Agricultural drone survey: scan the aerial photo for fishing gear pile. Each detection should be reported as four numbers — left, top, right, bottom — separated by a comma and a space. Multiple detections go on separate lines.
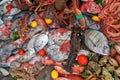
0, 0, 120, 80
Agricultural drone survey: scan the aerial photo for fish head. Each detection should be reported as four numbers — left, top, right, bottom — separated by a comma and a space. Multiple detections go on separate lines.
101, 45, 110, 55
88, 2, 101, 14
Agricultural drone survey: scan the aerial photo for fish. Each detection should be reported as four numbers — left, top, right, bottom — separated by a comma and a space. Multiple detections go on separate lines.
54, 66, 84, 80
1, 15, 13, 22
0, 1, 15, 16
0, 0, 12, 5
54, 63, 84, 75
84, 30, 110, 55
34, 33, 48, 52
6, 56, 16, 67
29, 56, 41, 65
28, 14, 36, 25
36, 17, 48, 30
0, 42, 17, 67
41, 57, 56, 66
80, 1, 101, 14
15, 34, 47, 63
0, 17, 4, 25
84, 15, 102, 30
0, 26, 10, 38
60, 41, 71, 52
72, 65, 84, 74
0, 68, 9, 76
78, 49, 90, 56
40, 57, 63, 66
12, 11, 33, 22
51, 28, 69, 36
47, 44, 69, 62
20, 62, 33, 69
0, 1, 9, 15
0, 42, 17, 57
5, 8, 21, 16
54, 66, 70, 75
21, 33, 48, 62
50, 28, 71, 45
28, 25, 44, 37
14, 37, 27, 46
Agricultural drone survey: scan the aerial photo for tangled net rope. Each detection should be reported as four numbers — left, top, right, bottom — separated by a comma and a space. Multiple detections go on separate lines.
99, 0, 120, 43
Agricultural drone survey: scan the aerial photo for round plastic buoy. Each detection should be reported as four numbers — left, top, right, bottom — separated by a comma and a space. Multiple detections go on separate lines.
51, 70, 59, 79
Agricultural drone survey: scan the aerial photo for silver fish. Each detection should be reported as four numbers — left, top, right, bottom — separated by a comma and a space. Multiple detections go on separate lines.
0, 41, 17, 67
0, 42, 17, 56
0, 1, 13, 15
84, 30, 110, 55
0, 2, 7, 15
28, 14, 36, 25
27, 36, 36, 54
5, 8, 21, 16
49, 29, 71, 46
0, 68, 9, 76
9, 34, 48, 63
0, 17, 3, 25
0, 0, 12, 5
34, 33, 48, 52
84, 16, 101, 30
12, 11, 33, 21
47, 44, 69, 62
26, 33, 48, 58
28, 25, 44, 37
78, 49, 90, 56
1, 15, 13, 22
